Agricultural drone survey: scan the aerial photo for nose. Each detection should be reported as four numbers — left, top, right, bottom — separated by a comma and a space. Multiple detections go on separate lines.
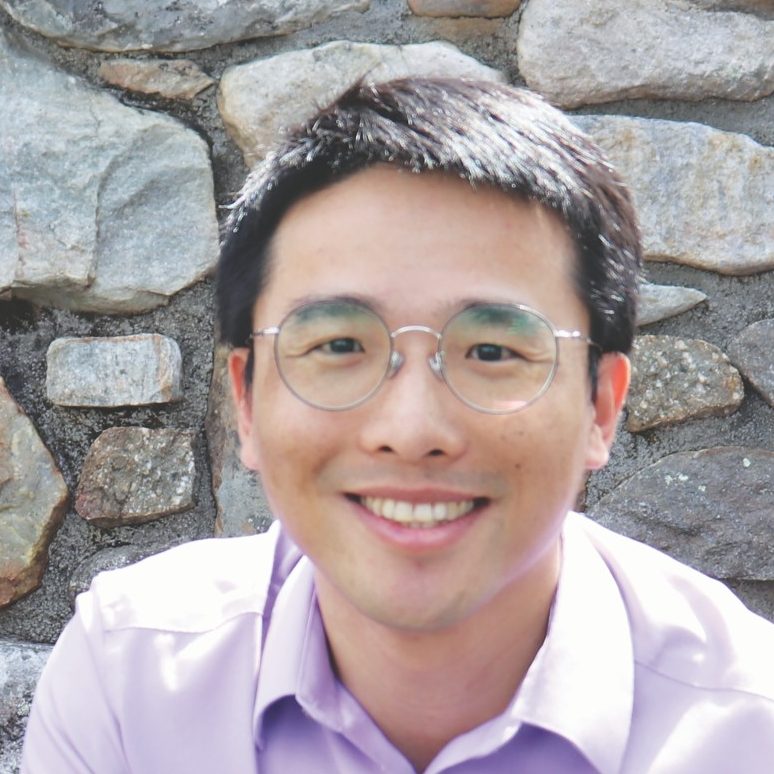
357, 337, 467, 463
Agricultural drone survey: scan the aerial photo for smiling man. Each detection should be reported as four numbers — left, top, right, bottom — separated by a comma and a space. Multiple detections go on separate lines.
23, 79, 774, 773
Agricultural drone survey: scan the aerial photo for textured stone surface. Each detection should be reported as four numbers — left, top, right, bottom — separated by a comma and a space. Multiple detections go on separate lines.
408, 0, 520, 16
0, 639, 52, 771
627, 335, 744, 432
218, 40, 504, 166
75, 427, 196, 528
727, 319, 774, 406
574, 116, 774, 275
517, 0, 774, 108
0, 28, 218, 313
0, 0, 369, 53
46, 335, 183, 408
638, 282, 707, 326
99, 58, 215, 100
206, 346, 273, 537
591, 447, 774, 580
0, 379, 68, 609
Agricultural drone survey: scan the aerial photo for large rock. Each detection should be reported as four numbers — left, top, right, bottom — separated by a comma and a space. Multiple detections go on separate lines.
0, 639, 52, 772
627, 335, 744, 431
0, 379, 68, 608
75, 428, 196, 528
637, 282, 707, 326
0, 28, 218, 313
517, 0, 774, 108
218, 40, 504, 166
98, 59, 215, 100
574, 116, 774, 275
408, 0, 520, 16
591, 447, 774, 580
0, 0, 369, 53
727, 319, 774, 407
46, 335, 183, 408
206, 346, 274, 537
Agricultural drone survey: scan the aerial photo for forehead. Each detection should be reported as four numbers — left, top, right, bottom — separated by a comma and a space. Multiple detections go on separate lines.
258, 166, 583, 326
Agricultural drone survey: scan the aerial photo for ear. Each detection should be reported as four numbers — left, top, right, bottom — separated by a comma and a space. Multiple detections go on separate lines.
585, 352, 630, 471
228, 348, 261, 472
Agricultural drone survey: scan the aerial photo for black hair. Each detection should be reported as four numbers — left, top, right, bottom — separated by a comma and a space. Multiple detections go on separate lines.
218, 77, 641, 387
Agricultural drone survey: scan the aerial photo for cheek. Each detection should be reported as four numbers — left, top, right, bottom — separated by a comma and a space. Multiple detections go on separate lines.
497, 403, 591, 476
250, 396, 345, 482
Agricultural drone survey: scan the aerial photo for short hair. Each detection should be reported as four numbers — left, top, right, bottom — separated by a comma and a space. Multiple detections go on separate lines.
218, 77, 642, 372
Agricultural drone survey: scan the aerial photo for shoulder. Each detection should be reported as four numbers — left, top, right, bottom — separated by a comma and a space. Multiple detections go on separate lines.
571, 513, 774, 702
24, 523, 308, 771
88, 520, 303, 634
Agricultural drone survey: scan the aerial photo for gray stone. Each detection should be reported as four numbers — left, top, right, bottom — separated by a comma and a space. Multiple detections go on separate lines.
75, 427, 196, 527
0, 28, 219, 313
517, 0, 774, 108
408, 0, 520, 16
0, 0, 369, 53
627, 335, 744, 432
46, 335, 183, 408
591, 447, 774, 580
206, 346, 274, 537
0, 379, 68, 609
638, 282, 707, 326
0, 639, 52, 772
574, 116, 774, 275
99, 58, 215, 100
218, 40, 504, 166
727, 319, 774, 407
0, 155, 16, 298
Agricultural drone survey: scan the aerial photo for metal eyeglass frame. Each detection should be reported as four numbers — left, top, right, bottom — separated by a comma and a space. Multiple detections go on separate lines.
251, 301, 599, 414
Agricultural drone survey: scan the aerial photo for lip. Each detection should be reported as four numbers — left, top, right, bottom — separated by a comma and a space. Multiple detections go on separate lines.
345, 490, 488, 553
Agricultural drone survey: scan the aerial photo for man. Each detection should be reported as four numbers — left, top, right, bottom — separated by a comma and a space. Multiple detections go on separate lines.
23, 78, 774, 773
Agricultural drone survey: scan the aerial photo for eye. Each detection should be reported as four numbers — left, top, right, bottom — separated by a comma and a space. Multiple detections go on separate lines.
467, 343, 520, 361
318, 337, 364, 354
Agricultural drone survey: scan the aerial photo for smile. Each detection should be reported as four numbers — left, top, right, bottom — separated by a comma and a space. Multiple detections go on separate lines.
357, 496, 482, 528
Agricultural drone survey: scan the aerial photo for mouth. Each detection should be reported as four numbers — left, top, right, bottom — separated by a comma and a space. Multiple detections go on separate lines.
348, 494, 488, 528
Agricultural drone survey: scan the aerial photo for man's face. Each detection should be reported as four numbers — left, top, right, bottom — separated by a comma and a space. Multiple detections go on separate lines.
231, 166, 626, 634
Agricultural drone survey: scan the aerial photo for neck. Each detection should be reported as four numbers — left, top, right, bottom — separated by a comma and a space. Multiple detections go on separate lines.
315, 547, 560, 772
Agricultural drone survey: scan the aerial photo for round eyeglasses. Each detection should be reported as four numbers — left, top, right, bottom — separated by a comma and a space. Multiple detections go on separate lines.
250, 299, 598, 414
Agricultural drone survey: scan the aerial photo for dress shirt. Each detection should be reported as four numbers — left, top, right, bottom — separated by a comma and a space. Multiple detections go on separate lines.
22, 513, 774, 773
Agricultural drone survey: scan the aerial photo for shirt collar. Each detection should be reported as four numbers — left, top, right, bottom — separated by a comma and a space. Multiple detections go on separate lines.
426, 512, 634, 774
512, 512, 635, 773
253, 513, 635, 772
253, 555, 393, 757
253, 552, 319, 747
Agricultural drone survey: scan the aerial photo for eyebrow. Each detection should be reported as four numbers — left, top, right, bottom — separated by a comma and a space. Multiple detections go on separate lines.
283, 293, 384, 318
281, 294, 538, 321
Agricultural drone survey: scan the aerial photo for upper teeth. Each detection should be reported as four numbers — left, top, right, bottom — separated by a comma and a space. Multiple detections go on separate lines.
361, 496, 475, 526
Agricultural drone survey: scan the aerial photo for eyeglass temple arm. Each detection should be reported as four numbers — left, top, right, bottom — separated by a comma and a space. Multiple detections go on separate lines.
250, 327, 280, 339
555, 330, 599, 348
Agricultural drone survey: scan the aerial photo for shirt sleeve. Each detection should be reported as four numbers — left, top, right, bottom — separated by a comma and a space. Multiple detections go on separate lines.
21, 591, 127, 774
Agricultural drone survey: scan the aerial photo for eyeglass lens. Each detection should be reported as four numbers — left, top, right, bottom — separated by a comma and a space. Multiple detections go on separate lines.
274, 300, 559, 412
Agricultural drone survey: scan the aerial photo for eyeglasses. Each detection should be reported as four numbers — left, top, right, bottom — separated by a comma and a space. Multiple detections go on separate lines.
251, 299, 597, 414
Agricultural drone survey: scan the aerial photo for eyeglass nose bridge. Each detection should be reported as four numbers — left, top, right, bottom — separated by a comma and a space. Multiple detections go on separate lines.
386, 325, 444, 381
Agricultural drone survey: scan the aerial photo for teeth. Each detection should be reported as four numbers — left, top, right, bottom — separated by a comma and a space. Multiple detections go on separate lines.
361, 496, 476, 527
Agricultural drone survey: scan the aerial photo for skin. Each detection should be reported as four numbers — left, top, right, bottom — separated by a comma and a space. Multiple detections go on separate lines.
230, 166, 630, 771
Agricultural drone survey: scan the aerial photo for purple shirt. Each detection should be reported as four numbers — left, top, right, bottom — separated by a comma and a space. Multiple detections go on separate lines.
22, 513, 774, 773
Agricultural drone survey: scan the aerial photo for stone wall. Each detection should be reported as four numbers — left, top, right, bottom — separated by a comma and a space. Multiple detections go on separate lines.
0, 0, 772, 768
